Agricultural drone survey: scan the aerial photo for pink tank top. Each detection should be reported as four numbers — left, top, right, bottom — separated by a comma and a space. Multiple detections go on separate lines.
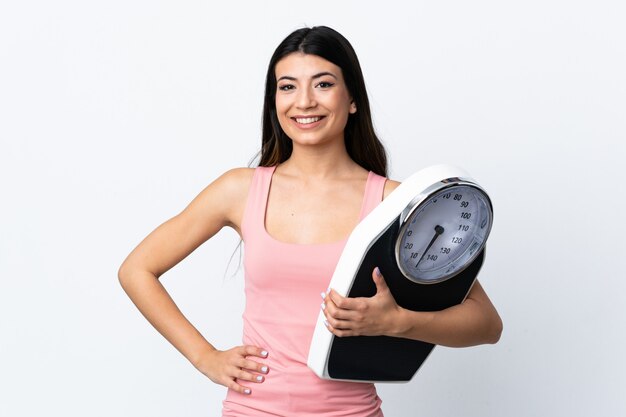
222, 166, 387, 417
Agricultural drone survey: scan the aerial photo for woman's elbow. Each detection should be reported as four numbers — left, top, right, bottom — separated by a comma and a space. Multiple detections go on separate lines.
117, 261, 136, 288
487, 314, 503, 344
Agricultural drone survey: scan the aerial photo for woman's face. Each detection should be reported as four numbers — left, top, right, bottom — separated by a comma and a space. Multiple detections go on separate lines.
274, 53, 356, 148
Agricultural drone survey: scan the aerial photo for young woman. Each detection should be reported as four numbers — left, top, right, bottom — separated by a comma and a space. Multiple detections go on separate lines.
118, 26, 502, 417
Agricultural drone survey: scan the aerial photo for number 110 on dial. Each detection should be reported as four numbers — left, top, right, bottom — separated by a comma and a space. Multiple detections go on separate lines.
395, 183, 493, 284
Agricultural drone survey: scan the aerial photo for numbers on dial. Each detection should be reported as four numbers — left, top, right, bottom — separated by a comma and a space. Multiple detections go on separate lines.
397, 184, 492, 283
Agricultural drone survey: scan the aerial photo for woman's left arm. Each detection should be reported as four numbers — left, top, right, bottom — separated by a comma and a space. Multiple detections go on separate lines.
322, 267, 503, 347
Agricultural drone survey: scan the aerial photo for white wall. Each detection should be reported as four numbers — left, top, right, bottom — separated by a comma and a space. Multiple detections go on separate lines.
1, 1, 624, 416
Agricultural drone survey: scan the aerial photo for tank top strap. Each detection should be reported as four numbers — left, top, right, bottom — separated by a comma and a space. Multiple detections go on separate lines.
241, 165, 276, 241
358, 171, 388, 221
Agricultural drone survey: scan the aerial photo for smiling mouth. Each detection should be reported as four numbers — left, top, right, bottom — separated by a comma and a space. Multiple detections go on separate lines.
292, 116, 324, 124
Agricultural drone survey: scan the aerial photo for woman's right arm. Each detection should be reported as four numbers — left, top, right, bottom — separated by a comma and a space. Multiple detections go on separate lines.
117, 167, 269, 395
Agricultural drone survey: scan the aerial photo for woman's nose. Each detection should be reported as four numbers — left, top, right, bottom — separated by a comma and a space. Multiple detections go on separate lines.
296, 86, 316, 109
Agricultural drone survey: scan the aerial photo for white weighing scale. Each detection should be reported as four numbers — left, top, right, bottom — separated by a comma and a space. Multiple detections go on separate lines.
307, 164, 493, 382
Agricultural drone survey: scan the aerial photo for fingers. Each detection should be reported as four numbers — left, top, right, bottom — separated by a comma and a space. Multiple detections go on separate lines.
208, 346, 270, 396
234, 367, 266, 386
235, 345, 270, 381
321, 267, 391, 338
237, 355, 270, 379
324, 291, 364, 321
323, 319, 357, 338
322, 291, 364, 337
226, 378, 253, 396
240, 345, 269, 359
321, 298, 362, 337
325, 289, 361, 311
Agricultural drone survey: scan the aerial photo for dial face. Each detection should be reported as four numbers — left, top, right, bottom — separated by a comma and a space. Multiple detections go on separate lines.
396, 183, 492, 284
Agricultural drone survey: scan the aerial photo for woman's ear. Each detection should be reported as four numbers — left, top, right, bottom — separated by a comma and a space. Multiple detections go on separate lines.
349, 100, 357, 114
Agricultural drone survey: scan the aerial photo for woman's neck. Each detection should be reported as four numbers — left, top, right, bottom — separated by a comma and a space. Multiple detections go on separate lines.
279, 141, 363, 180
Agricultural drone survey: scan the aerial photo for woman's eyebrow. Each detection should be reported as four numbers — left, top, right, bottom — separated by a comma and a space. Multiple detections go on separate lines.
312, 71, 337, 80
277, 72, 338, 82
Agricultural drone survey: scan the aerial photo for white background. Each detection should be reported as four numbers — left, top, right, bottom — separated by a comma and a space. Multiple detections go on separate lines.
1, 1, 624, 416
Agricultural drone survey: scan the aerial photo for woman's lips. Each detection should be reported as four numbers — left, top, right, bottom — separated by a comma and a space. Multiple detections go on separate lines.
291, 115, 325, 128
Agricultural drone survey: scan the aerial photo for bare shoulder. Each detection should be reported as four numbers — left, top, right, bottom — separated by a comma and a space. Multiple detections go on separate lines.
383, 179, 401, 199
198, 167, 255, 231
212, 167, 255, 197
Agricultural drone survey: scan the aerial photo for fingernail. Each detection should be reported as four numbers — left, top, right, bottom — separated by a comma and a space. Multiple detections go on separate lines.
321, 302, 326, 310
320, 291, 326, 300
261, 366, 268, 373
375, 267, 382, 277
324, 319, 329, 327
256, 375, 264, 382
261, 350, 268, 357
326, 287, 331, 294
244, 388, 251, 395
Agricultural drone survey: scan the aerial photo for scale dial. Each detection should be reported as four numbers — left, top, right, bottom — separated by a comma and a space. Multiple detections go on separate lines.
396, 181, 493, 284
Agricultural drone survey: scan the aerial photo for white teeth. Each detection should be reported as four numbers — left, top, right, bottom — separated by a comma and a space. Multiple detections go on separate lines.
295, 116, 321, 124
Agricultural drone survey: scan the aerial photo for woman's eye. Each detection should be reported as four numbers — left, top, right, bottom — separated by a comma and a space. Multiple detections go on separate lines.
317, 82, 334, 88
278, 84, 294, 91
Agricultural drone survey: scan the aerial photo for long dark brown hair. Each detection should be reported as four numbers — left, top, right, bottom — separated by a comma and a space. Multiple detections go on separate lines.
257, 26, 388, 177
